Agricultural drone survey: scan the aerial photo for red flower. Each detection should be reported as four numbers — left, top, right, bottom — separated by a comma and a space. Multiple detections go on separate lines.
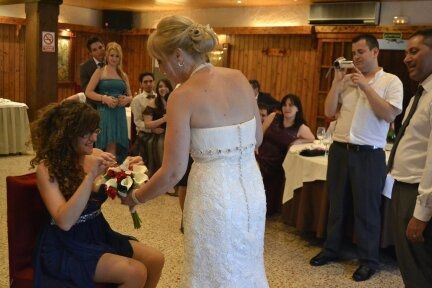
107, 186, 117, 199
106, 169, 116, 178
116, 171, 127, 182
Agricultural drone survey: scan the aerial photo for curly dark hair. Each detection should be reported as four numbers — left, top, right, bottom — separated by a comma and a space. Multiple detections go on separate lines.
30, 101, 100, 199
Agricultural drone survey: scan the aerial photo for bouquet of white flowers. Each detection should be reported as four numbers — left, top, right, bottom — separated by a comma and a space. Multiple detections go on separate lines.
100, 161, 148, 228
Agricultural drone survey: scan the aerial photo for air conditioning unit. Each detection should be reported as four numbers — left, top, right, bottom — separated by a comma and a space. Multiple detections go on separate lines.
309, 1, 381, 25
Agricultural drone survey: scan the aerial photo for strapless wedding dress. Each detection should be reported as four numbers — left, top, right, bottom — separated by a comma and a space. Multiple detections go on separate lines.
181, 118, 269, 288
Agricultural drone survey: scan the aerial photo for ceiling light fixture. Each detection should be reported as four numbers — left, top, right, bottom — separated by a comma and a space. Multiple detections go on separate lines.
237, 0, 242, 4
393, 16, 408, 25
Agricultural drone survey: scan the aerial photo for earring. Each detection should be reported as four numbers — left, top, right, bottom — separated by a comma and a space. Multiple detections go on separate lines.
178, 62, 184, 67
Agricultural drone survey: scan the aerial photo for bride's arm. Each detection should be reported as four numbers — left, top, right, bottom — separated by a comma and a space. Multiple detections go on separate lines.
127, 90, 191, 204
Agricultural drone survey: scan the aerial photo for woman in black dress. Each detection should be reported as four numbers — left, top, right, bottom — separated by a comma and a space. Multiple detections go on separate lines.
257, 94, 315, 216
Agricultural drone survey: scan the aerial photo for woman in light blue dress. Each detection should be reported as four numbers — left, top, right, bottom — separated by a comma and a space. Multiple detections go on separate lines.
86, 42, 132, 163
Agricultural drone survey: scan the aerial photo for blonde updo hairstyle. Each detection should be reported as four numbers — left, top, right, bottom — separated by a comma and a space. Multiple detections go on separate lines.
147, 15, 218, 62
105, 41, 127, 81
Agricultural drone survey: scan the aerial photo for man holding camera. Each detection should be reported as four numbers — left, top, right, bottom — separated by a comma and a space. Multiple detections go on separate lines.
310, 34, 403, 281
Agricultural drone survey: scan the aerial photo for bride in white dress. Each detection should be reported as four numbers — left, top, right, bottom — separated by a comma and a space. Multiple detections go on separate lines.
123, 15, 269, 287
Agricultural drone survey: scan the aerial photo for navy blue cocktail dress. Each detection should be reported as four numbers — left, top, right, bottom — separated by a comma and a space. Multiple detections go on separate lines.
33, 186, 135, 287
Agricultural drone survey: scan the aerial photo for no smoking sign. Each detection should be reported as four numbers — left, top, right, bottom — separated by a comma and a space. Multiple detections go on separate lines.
42, 31, 55, 52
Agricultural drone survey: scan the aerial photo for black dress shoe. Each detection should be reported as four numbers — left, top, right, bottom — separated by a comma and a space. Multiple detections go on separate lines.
309, 252, 338, 266
352, 265, 375, 282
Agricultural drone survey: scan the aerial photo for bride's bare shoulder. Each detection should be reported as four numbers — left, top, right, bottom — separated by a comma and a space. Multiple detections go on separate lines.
217, 67, 244, 78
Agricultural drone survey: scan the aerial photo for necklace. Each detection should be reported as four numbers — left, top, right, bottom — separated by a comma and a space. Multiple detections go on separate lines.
190, 62, 212, 77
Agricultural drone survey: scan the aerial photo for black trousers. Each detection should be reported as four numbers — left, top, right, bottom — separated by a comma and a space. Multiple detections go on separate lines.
323, 142, 386, 269
392, 181, 432, 288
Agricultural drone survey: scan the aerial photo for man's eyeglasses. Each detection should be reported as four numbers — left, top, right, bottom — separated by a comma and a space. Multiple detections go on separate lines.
82, 128, 101, 138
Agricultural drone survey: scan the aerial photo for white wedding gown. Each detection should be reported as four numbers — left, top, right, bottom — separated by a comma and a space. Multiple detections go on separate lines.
181, 117, 269, 288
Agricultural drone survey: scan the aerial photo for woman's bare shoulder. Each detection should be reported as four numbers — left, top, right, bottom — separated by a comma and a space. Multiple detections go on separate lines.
35, 161, 57, 184
36, 161, 48, 174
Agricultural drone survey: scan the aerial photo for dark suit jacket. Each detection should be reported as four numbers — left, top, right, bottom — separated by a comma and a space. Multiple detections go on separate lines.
79, 58, 99, 108
258, 92, 280, 112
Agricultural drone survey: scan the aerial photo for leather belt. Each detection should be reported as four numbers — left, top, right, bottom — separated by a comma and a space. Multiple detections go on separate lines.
333, 141, 380, 152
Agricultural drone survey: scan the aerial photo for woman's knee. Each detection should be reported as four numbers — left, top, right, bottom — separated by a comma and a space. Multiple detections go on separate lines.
125, 259, 148, 284
149, 250, 165, 271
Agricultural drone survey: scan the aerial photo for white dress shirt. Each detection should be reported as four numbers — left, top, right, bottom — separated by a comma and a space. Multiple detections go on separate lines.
130, 90, 155, 133
391, 73, 432, 222
332, 69, 403, 148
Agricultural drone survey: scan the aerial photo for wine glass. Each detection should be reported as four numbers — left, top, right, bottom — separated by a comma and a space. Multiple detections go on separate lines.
322, 130, 333, 156
317, 127, 326, 145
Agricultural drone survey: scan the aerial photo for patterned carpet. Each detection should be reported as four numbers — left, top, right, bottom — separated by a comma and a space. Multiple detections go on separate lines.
0, 154, 404, 287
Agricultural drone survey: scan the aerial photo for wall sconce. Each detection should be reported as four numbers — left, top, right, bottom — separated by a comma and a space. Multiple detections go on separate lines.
218, 34, 227, 44
59, 29, 74, 37
393, 16, 409, 25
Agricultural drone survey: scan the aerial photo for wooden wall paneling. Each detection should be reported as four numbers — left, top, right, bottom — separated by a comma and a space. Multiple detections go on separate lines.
249, 34, 258, 78
287, 36, 296, 96
134, 35, 142, 92
227, 35, 234, 68
18, 25, 25, 103
264, 35, 272, 95
74, 32, 89, 87
302, 37, 313, 125
215, 26, 312, 36
140, 35, 150, 89
0, 25, 4, 99
260, 35, 270, 94
12, 24, 18, 101
295, 36, 305, 100
238, 34, 246, 80
230, 34, 237, 69
57, 83, 75, 100
128, 36, 141, 91
249, 35, 259, 83
3, 25, 11, 101
242, 35, 250, 77
130, 34, 140, 94
279, 35, 288, 100
10, 24, 16, 102
272, 35, 282, 99
309, 37, 320, 132
303, 37, 314, 125
121, 34, 152, 95
267, 36, 276, 97
274, 36, 283, 100
121, 34, 132, 93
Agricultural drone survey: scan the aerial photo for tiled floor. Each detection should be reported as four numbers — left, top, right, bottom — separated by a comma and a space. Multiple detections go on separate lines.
0, 154, 404, 287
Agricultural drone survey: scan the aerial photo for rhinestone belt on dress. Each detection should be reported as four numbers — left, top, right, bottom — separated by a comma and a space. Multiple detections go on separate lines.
50, 209, 102, 226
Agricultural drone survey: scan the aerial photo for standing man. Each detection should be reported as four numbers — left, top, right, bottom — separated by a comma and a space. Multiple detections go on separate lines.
80, 36, 106, 108
389, 29, 432, 287
309, 34, 403, 281
249, 79, 280, 112
130, 72, 156, 135
130, 72, 161, 161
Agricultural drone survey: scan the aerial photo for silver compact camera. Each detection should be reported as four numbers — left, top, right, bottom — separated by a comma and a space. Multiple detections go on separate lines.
333, 57, 354, 69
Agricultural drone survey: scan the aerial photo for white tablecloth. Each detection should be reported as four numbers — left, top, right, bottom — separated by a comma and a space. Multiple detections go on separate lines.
282, 144, 327, 203
0, 101, 31, 154
282, 143, 394, 203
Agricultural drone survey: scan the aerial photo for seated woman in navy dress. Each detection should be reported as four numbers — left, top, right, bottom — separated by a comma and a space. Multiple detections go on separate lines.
86, 42, 132, 163
30, 101, 164, 287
